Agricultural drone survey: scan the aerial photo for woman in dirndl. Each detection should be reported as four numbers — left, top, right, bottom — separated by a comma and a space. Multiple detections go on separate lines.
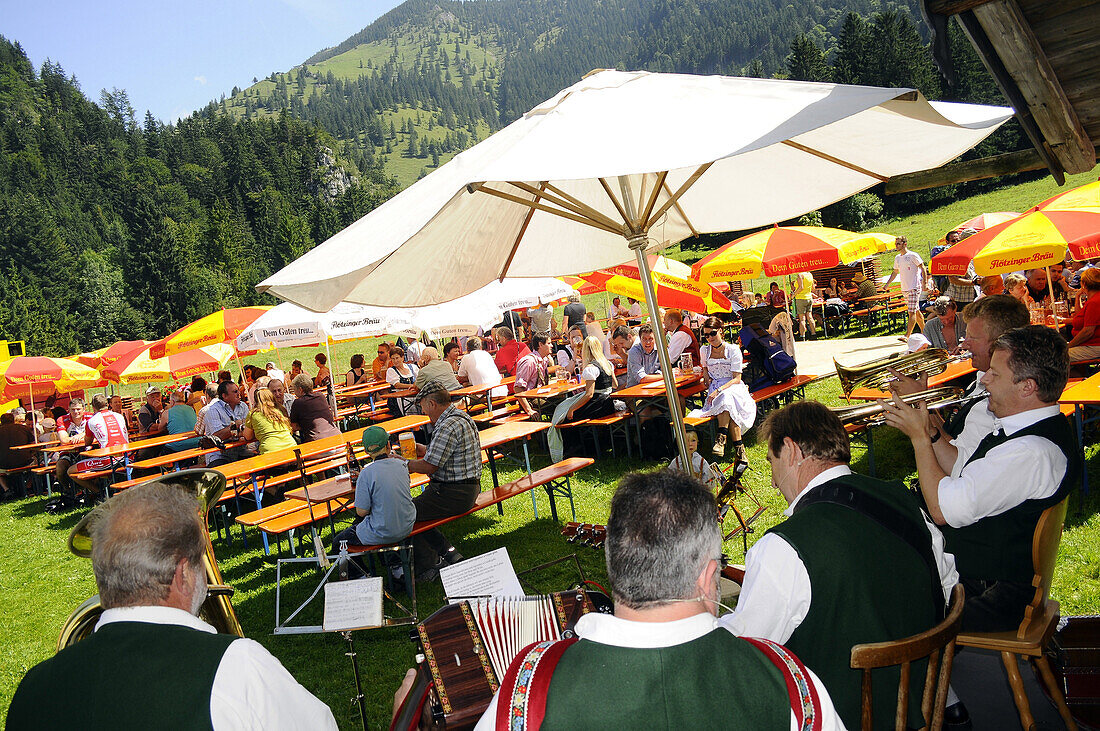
692, 316, 756, 463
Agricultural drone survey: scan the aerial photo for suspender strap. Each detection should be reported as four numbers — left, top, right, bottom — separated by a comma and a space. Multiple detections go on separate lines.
496, 637, 578, 730
796, 483, 946, 622
743, 637, 824, 731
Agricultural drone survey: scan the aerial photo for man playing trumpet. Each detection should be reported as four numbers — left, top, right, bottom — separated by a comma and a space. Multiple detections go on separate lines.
882, 325, 1079, 632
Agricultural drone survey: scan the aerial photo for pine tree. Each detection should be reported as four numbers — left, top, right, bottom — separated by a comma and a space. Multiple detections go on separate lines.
832, 13, 869, 85
787, 34, 829, 82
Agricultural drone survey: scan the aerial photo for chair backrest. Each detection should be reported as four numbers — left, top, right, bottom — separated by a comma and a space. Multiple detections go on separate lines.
850, 583, 965, 731
1018, 497, 1069, 639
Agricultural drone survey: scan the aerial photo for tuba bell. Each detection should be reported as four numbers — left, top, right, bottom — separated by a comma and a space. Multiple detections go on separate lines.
57, 469, 244, 649
834, 348, 967, 398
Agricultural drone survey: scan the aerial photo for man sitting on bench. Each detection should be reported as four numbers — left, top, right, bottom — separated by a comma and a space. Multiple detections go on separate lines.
405, 382, 481, 581
332, 426, 415, 585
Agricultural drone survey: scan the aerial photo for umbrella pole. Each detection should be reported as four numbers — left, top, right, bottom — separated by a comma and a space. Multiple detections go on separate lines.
274, 343, 284, 371
630, 237, 695, 477
233, 347, 246, 384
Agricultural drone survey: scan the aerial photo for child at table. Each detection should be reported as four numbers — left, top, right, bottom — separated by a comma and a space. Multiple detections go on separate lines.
667, 427, 721, 492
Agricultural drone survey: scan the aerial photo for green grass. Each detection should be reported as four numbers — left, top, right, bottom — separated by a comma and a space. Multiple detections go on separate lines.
7, 170, 1100, 727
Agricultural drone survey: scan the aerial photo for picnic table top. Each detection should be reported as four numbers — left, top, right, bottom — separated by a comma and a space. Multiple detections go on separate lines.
477, 420, 550, 450
615, 374, 702, 399
82, 431, 196, 459
1059, 371, 1100, 406
213, 414, 429, 482
513, 381, 585, 399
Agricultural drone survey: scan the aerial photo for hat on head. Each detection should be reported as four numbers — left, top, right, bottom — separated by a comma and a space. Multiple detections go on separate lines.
907, 334, 932, 353
415, 380, 450, 404
145, 385, 161, 395
361, 425, 389, 457
852, 272, 868, 283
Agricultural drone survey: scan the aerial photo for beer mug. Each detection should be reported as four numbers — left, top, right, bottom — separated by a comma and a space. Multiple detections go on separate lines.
398, 431, 417, 460
680, 353, 692, 372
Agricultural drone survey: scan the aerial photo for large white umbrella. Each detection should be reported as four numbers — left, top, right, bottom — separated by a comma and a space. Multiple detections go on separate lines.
259, 69, 1011, 469
237, 278, 573, 350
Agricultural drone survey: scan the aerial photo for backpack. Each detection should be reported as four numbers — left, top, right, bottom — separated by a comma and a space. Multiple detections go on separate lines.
739, 324, 797, 391
639, 414, 678, 460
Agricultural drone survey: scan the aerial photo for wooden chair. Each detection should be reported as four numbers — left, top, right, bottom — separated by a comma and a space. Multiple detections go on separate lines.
850, 583, 965, 731
954, 497, 1078, 731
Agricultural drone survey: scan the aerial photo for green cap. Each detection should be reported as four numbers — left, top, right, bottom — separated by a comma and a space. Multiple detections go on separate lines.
361, 426, 389, 457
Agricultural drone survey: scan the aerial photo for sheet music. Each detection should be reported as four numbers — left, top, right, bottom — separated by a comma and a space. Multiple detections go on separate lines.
322, 576, 383, 632
441, 547, 523, 603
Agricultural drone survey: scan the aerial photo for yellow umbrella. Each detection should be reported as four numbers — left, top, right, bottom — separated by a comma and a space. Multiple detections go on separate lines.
691, 226, 895, 282
150, 307, 271, 359
102, 343, 236, 385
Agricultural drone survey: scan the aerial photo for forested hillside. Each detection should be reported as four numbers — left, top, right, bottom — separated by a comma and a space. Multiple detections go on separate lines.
212, 0, 992, 188
0, 37, 399, 356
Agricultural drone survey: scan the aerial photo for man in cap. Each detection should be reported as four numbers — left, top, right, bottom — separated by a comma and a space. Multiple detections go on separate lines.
405, 382, 481, 581
8, 481, 337, 729
922, 296, 966, 353
332, 426, 416, 583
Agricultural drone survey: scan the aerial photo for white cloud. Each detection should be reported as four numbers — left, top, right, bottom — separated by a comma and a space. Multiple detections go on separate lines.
194, 75, 207, 85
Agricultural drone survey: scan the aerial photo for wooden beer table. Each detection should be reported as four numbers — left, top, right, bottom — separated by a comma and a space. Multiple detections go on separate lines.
615, 373, 703, 447
1058, 373, 1100, 496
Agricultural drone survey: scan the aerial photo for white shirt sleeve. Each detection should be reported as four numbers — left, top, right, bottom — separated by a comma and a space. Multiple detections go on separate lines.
667, 330, 692, 361
718, 533, 811, 644
581, 363, 600, 382
211, 638, 338, 730
937, 435, 1067, 528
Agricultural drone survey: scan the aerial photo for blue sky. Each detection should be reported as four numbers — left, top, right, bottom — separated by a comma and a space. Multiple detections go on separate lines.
3, 0, 403, 123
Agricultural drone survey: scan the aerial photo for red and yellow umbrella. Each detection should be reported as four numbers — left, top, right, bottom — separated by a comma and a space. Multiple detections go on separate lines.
691, 226, 895, 282
150, 307, 270, 359
932, 180, 1100, 275
0, 356, 105, 400
98, 339, 154, 366
580, 255, 731, 313
557, 276, 603, 296
102, 343, 236, 385
936, 211, 1020, 245
69, 347, 108, 370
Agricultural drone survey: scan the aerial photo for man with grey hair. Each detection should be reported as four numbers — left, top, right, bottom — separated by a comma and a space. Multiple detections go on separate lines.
491, 325, 530, 377
472, 470, 841, 729
415, 346, 461, 391
7, 481, 337, 729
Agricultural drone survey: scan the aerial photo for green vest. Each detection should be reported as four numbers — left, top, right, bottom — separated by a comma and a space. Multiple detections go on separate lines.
7, 621, 235, 730
769, 474, 940, 731
946, 412, 1078, 584
537, 630, 792, 730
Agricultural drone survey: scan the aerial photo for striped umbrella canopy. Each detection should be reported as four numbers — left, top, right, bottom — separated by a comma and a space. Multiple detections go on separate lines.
0, 356, 105, 400
150, 307, 271, 359
936, 211, 1020, 245
557, 275, 603, 296
70, 347, 108, 369
102, 343, 236, 385
97, 339, 154, 366
580, 255, 731, 313
932, 180, 1100, 275
691, 226, 895, 282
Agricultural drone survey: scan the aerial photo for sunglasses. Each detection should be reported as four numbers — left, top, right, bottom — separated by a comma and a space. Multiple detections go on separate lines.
702, 330, 720, 337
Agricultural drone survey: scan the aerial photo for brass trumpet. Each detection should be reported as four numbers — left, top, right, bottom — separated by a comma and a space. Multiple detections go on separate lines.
831, 387, 984, 427
57, 469, 244, 649
835, 348, 969, 397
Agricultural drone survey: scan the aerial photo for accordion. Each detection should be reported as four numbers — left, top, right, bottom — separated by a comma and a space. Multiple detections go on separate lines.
414, 591, 595, 729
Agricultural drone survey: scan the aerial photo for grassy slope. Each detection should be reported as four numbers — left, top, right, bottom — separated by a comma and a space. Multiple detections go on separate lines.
4, 170, 1100, 727
222, 25, 501, 187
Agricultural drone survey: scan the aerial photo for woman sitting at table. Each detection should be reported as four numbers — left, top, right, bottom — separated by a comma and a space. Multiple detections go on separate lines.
242, 387, 298, 455
1005, 272, 1036, 307
556, 325, 585, 377
1065, 268, 1100, 366
313, 352, 332, 388
289, 360, 304, 382
385, 346, 420, 416
186, 376, 207, 412
158, 389, 201, 455
564, 336, 618, 423
690, 316, 755, 462
346, 353, 372, 387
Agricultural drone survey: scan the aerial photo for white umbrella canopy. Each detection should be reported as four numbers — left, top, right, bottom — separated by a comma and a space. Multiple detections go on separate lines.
259, 69, 1011, 469
238, 278, 572, 350
259, 70, 1011, 311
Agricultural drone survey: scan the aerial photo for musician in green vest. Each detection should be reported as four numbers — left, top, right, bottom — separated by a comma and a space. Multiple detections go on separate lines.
7, 482, 337, 730
721, 401, 958, 730
472, 470, 844, 730
884, 324, 1079, 633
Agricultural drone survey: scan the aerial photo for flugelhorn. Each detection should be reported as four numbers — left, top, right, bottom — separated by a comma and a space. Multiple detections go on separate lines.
831, 387, 984, 427
835, 349, 969, 397
58, 469, 244, 649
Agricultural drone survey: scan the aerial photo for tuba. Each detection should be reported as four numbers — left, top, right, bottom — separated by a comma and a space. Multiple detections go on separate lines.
834, 348, 968, 398
57, 469, 244, 649
831, 387, 985, 427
